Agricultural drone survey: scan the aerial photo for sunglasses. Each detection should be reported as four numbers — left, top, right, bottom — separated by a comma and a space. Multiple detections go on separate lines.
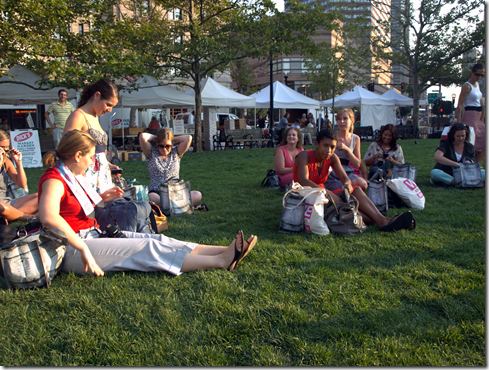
158, 144, 172, 150
453, 123, 467, 129
0, 148, 11, 154
474, 73, 485, 77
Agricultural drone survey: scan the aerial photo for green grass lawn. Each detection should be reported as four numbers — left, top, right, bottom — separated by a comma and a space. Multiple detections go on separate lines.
0, 138, 485, 366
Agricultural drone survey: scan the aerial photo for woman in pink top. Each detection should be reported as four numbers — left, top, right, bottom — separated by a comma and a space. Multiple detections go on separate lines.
274, 127, 304, 189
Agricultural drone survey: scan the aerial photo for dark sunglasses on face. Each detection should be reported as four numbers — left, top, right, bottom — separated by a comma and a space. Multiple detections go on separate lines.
474, 73, 485, 77
158, 144, 172, 150
0, 148, 11, 155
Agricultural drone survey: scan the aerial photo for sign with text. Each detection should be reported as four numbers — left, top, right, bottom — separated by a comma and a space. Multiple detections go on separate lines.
11, 130, 43, 168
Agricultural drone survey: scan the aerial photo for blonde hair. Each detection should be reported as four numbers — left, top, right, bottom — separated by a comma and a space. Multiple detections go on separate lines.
336, 108, 355, 133
157, 128, 174, 143
42, 130, 96, 167
0, 129, 10, 143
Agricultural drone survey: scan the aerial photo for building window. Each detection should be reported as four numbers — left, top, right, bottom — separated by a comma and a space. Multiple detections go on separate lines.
169, 8, 181, 20
79, 24, 84, 35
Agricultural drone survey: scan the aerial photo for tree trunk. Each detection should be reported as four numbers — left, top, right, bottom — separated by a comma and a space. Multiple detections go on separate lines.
412, 75, 419, 138
129, 108, 137, 128
194, 75, 202, 153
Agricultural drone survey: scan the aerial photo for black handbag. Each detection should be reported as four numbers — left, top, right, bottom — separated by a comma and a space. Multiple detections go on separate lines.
261, 170, 280, 189
324, 189, 367, 235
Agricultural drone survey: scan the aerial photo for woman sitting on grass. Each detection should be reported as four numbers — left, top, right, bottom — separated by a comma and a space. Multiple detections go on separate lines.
0, 129, 38, 221
39, 130, 257, 277
139, 129, 203, 208
274, 127, 304, 190
430, 123, 485, 186
324, 108, 368, 191
293, 127, 415, 232
364, 124, 405, 179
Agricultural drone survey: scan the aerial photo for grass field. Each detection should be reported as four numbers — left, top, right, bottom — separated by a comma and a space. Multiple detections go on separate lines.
0, 138, 485, 366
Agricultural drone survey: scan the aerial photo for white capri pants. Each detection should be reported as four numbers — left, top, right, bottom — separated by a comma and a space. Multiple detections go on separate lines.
62, 229, 197, 276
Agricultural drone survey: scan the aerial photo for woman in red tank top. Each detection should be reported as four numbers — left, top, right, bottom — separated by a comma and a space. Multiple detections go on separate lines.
293, 127, 416, 233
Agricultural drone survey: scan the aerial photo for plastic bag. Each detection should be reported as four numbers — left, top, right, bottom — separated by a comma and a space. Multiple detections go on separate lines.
127, 179, 149, 201
387, 178, 425, 210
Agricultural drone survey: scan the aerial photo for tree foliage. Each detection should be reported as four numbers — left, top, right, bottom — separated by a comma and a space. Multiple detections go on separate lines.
367, 0, 485, 131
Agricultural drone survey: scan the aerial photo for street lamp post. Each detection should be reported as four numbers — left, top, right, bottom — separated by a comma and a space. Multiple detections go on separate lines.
451, 93, 456, 115
284, 73, 288, 87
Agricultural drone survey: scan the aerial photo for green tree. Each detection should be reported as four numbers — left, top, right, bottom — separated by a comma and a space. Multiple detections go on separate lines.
367, 0, 485, 133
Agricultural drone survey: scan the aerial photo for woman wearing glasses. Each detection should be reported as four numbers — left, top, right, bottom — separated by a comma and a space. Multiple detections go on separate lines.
455, 63, 485, 163
0, 130, 38, 221
140, 129, 202, 207
430, 124, 485, 186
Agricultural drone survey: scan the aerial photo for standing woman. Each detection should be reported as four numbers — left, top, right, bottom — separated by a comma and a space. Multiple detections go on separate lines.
455, 63, 485, 163
63, 79, 120, 193
139, 129, 202, 207
324, 108, 368, 191
274, 127, 304, 189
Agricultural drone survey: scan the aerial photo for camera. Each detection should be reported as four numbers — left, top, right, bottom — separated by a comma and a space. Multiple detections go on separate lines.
383, 153, 389, 159
102, 223, 127, 238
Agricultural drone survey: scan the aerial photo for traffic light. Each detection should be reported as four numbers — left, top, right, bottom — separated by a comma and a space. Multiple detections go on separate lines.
400, 83, 405, 91
438, 98, 442, 105
368, 83, 374, 91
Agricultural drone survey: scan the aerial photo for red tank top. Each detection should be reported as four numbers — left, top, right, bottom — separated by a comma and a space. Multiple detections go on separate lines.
293, 149, 332, 188
38, 167, 99, 233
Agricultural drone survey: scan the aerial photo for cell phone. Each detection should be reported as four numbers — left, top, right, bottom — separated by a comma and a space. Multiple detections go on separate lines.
111, 169, 123, 175
383, 153, 389, 159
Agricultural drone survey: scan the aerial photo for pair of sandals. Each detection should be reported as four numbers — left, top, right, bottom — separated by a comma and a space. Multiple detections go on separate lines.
194, 204, 209, 212
378, 211, 416, 232
227, 231, 258, 271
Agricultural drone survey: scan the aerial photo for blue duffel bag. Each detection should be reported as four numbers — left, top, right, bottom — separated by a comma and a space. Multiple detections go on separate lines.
95, 197, 156, 234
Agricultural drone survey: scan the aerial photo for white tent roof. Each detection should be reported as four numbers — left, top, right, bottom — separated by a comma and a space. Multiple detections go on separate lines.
381, 89, 414, 106
249, 81, 320, 109
0, 65, 77, 105
185, 77, 255, 108
118, 76, 195, 108
321, 86, 396, 107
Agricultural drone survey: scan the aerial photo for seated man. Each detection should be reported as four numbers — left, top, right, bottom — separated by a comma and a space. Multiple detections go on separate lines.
147, 116, 161, 134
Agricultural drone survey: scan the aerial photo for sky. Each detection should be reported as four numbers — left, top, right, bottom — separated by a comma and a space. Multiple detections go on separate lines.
271, 0, 484, 111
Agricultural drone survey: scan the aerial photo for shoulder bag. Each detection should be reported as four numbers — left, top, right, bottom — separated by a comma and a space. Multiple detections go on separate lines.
0, 227, 67, 289
367, 169, 388, 214
159, 178, 193, 217
391, 163, 418, 182
452, 161, 484, 189
324, 189, 367, 235
148, 201, 168, 233
261, 169, 280, 190
279, 189, 305, 233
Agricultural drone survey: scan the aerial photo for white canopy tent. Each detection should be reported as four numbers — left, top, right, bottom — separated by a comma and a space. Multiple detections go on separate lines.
185, 76, 256, 108
0, 65, 77, 105
321, 86, 396, 131
381, 89, 428, 106
117, 76, 195, 108
249, 80, 320, 110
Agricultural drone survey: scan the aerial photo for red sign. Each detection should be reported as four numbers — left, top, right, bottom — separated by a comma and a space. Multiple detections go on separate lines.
112, 119, 122, 126
14, 131, 33, 142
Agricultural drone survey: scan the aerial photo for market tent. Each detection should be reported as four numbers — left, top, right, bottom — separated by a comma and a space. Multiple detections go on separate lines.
0, 64, 76, 105
249, 80, 320, 110
185, 76, 255, 107
321, 86, 396, 130
381, 89, 428, 106
117, 76, 195, 108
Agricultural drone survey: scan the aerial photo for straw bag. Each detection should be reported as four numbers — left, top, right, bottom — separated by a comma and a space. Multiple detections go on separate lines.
0, 227, 67, 289
148, 201, 168, 233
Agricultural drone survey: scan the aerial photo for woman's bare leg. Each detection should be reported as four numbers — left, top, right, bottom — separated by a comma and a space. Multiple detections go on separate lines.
352, 177, 368, 191
149, 192, 160, 204
191, 190, 202, 206
11, 193, 38, 215
352, 188, 390, 227
0, 202, 32, 221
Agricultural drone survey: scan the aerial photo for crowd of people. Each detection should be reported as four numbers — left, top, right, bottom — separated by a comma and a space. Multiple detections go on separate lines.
0, 62, 484, 279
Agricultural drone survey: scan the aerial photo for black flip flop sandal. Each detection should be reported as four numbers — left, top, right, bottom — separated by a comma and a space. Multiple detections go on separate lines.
194, 204, 209, 211
379, 212, 414, 232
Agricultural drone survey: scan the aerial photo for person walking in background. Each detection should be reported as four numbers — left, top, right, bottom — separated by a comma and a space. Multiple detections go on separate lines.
317, 114, 324, 129
45, 89, 75, 149
148, 116, 161, 134
277, 112, 291, 143
257, 114, 266, 129
455, 63, 485, 163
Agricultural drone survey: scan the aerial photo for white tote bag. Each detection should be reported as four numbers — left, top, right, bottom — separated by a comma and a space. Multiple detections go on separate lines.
387, 178, 425, 210
287, 182, 330, 235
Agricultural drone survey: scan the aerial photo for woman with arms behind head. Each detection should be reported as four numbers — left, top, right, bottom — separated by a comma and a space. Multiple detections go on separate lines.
274, 127, 304, 190
455, 63, 485, 163
139, 128, 202, 207
430, 124, 484, 186
324, 108, 368, 191
363, 124, 405, 179
294, 128, 415, 232
39, 130, 256, 276
0, 129, 38, 221
63, 78, 120, 193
